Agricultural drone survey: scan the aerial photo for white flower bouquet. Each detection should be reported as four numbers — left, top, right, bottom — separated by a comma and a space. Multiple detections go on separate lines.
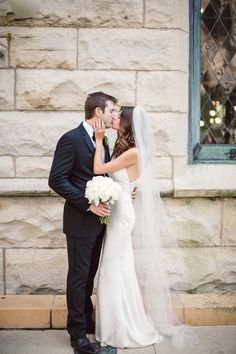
85, 176, 122, 224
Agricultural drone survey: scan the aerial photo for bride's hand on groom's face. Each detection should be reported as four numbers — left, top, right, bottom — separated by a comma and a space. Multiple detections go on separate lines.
89, 203, 111, 217
94, 119, 105, 141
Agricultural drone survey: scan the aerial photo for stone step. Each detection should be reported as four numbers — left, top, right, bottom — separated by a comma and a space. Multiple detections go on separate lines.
0, 294, 235, 329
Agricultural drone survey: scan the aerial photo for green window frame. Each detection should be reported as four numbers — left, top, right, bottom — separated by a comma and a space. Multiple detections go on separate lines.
189, 0, 236, 163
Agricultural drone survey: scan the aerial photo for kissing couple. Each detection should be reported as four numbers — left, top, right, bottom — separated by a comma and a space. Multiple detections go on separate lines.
49, 91, 194, 354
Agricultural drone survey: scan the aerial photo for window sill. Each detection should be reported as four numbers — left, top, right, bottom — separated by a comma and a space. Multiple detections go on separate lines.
174, 163, 236, 197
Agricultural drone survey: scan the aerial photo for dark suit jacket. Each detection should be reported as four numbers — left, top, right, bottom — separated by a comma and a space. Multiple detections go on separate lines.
48, 123, 110, 238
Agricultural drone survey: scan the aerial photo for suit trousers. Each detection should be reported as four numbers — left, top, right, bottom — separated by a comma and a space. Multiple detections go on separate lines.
66, 228, 105, 339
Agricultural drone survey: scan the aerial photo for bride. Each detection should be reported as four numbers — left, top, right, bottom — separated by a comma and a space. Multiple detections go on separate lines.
93, 106, 197, 350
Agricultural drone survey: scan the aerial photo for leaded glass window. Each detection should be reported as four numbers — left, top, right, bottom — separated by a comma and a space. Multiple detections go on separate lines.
189, 0, 236, 162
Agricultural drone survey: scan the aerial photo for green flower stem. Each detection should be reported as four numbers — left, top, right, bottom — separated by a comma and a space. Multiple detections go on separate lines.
100, 215, 110, 225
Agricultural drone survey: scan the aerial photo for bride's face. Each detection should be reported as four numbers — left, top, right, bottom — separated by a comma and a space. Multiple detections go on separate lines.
111, 111, 121, 130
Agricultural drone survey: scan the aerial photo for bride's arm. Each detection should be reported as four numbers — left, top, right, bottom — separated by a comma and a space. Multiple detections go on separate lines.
94, 140, 137, 174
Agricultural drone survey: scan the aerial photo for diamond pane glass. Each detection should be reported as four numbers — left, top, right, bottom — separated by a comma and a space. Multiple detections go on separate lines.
200, 0, 236, 144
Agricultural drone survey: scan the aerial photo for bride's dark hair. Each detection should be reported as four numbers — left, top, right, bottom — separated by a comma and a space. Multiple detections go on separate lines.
112, 106, 136, 158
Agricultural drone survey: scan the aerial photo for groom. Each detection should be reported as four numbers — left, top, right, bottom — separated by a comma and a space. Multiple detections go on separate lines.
49, 92, 117, 354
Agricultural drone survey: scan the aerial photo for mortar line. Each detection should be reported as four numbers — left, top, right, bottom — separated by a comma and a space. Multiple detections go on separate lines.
14, 69, 16, 110
12, 156, 16, 177
0, 109, 187, 114
134, 71, 138, 105
2, 67, 187, 73
3, 248, 6, 294
153, 344, 157, 354
143, 0, 146, 27
50, 295, 56, 329
171, 155, 174, 180
7, 33, 11, 67
220, 198, 224, 247
3, 246, 236, 250
76, 28, 79, 69
0, 25, 187, 32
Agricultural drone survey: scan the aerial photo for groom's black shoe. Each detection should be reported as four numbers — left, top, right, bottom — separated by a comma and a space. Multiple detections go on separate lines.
71, 335, 100, 354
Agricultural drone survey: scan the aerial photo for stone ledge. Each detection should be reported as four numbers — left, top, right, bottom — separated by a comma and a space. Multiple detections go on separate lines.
174, 189, 236, 198
179, 294, 236, 326
0, 179, 50, 196
1, 178, 236, 198
0, 295, 54, 328
0, 294, 235, 329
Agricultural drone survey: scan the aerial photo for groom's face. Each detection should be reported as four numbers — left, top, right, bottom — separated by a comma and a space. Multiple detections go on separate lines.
100, 100, 115, 128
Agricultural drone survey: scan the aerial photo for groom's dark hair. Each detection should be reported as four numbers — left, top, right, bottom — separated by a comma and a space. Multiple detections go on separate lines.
85, 92, 117, 120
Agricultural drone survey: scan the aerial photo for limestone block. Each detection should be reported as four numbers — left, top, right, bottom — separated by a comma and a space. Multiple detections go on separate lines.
0, 197, 65, 248
16, 157, 52, 178
0, 157, 15, 177
0, 110, 132, 163
0, 178, 49, 196
137, 71, 188, 112
2, 27, 77, 69
171, 293, 184, 323
156, 179, 173, 196
175, 248, 236, 293
0, 249, 4, 294
180, 293, 236, 325
0, 112, 82, 156
5, 249, 67, 294
166, 248, 218, 292
16, 69, 135, 110
0, 37, 8, 68
78, 28, 188, 71
222, 199, 236, 246
0, 0, 143, 27
163, 198, 221, 246
150, 113, 188, 156
217, 248, 236, 291
0, 69, 14, 109
145, 0, 189, 31
173, 156, 188, 178
153, 156, 172, 179
0, 295, 54, 328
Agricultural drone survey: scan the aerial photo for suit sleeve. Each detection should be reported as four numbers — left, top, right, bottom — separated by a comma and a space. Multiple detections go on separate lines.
48, 134, 90, 212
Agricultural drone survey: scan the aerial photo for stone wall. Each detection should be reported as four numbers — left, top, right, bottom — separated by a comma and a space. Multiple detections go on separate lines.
0, 0, 235, 294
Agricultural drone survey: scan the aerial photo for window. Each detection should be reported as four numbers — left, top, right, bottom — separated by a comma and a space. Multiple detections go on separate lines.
189, 0, 236, 163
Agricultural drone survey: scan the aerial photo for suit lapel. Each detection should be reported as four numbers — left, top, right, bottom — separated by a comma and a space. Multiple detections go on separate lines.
78, 123, 111, 162
78, 123, 95, 153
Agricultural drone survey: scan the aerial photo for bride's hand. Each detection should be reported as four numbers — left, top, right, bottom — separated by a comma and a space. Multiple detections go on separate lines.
94, 119, 105, 142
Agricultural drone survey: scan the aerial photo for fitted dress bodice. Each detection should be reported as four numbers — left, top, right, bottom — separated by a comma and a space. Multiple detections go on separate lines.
110, 168, 139, 194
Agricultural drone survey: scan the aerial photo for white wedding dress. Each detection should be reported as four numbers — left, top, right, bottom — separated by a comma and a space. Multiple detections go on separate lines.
95, 168, 164, 348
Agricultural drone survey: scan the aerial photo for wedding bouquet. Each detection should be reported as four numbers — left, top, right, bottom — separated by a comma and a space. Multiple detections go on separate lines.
85, 176, 122, 224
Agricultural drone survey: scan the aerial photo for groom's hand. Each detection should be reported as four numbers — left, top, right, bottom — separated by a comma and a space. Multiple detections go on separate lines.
131, 187, 137, 202
89, 203, 111, 217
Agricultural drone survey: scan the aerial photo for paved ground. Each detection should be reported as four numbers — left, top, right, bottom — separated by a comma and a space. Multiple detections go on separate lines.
0, 326, 235, 354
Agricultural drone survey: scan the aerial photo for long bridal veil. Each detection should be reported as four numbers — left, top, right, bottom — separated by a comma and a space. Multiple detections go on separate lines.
132, 106, 207, 352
